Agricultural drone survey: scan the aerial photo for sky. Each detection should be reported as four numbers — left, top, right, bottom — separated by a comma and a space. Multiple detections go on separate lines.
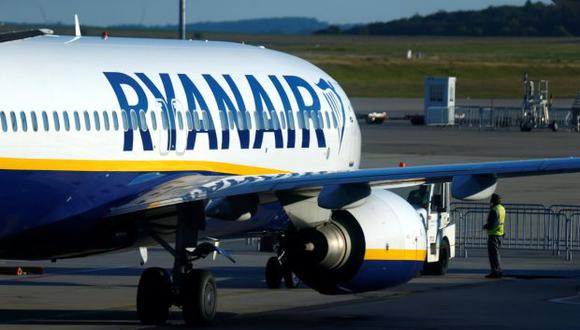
0, 0, 553, 26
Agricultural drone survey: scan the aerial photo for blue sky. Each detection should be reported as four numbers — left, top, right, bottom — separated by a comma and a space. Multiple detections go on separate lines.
0, 0, 553, 26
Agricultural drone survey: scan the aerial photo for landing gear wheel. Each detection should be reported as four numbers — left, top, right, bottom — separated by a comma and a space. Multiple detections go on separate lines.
520, 122, 533, 132
423, 240, 450, 276
137, 267, 172, 325
550, 121, 559, 132
283, 268, 300, 289
259, 236, 276, 252
181, 270, 217, 326
265, 256, 283, 289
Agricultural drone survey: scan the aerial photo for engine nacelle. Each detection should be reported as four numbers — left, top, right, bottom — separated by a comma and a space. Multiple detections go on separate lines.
285, 190, 426, 294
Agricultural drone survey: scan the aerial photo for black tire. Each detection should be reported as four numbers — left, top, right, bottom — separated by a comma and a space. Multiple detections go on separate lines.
137, 267, 172, 325
283, 268, 300, 289
423, 240, 450, 276
265, 256, 283, 289
259, 236, 276, 252
182, 270, 217, 326
520, 121, 533, 132
551, 121, 559, 132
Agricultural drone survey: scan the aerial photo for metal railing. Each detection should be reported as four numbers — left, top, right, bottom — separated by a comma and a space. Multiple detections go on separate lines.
451, 203, 580, 261
454, 106, 573, 129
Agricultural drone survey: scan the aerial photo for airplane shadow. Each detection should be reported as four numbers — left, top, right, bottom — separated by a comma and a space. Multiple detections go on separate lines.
0, 267, 273, 289
0, 309, 237, 327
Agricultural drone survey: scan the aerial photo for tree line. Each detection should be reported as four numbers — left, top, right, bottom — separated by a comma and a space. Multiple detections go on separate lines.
317, 1, 580, 37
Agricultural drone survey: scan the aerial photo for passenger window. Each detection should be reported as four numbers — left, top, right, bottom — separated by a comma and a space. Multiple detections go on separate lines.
112, 111, 119, 131
331, 112, 338, 128
83, 111, 91, 131
0, 112, 7, 132
139, 110, 147, 131
103, 111, 110, 131
317, 111, 324, 129
185, 111, 193, 131
121, 111, 129, 132
10, 112, 18, 132
159, 110, 167, 130
53, 111, 61, 132
202, 112, 210, 130
31, 112, 39, 132
219, 111, 227, 130
63, 112, 71, 131
287, 112, 295, 130
42, 111, 50, 131
279, 112, 286, 130
245, 112, 252, 130
74, 111, 81, 131
309, 111, 318, 129
228, 111, 235, 130
176, 111, 184, 130
93, 111, 100, 131
20, 112, 27, 132
231, 111, 240, 130
192, 112, 201, 131
149, 111, 157, 131
270, 111, 280, 130
129, 110, 138, 131
263, 112, 271, 130
296, 111, 305, 129
253, 112, 262, 130
303, 111, 311, 129
325, 112, 331, 129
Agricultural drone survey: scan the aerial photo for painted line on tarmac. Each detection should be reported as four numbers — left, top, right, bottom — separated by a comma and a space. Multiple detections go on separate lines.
550, 293, 580, 305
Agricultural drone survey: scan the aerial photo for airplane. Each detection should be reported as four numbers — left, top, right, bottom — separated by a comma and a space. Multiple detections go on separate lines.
1, 28, 580, 326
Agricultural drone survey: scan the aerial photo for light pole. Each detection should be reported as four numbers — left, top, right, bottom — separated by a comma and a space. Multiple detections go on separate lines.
179, 0, 186, 39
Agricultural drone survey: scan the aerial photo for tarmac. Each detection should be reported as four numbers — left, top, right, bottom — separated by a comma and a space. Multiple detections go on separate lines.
1, 111, 580, 329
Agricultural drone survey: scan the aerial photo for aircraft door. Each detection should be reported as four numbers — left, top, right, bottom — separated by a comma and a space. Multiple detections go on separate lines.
343, 103, 360, 169
155, 99, 171, 156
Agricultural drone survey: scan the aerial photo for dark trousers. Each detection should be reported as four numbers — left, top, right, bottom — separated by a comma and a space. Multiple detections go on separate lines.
487, 236, 502, 274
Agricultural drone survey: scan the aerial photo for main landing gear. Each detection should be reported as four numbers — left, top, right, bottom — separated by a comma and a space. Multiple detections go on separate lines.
264, 236, 300, 289
137, 201, 233, 326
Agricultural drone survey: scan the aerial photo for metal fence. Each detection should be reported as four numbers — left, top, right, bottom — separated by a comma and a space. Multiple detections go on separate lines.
451, 203, 580, 261
454, 106, 573, 129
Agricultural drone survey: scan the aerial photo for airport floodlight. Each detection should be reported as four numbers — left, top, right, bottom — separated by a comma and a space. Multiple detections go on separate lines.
179, 0, 186, 40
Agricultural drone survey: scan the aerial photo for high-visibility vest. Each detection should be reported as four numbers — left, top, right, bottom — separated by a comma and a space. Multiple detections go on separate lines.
487, 204, 506, 236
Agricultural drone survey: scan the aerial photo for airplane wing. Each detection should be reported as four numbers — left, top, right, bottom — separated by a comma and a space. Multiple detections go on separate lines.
110, 157, 580, 216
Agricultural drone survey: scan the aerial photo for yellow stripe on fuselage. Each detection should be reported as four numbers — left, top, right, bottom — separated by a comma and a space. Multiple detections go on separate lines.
365, 249, 427, 262
0, 157, 287, 175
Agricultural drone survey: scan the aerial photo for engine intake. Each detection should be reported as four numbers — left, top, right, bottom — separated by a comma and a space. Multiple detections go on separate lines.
286, 210, 365, 294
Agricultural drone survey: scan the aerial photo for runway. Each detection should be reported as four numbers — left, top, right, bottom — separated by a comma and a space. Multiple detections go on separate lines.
1, 120, 580, 329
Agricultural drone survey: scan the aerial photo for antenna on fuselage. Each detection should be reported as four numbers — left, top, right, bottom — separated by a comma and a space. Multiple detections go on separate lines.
74, 14, 81, 37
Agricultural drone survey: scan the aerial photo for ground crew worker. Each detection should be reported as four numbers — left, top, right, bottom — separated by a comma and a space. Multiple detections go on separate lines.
483, 193, 505, 278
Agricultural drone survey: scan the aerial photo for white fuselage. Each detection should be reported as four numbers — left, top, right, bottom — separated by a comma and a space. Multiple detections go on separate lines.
0, 35, 361, 175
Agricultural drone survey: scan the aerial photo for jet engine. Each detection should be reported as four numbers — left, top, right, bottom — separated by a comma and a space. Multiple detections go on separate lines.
284, 189, 426, 294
